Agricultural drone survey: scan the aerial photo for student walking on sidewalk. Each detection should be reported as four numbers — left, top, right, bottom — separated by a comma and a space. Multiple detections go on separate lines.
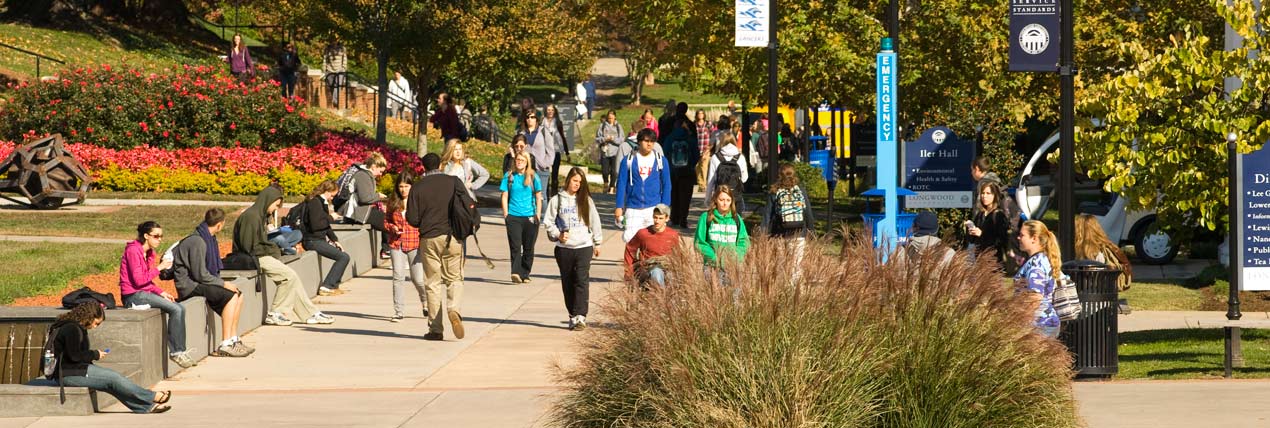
501, 152, 543, 284
407, 154, 476, 341
615, 128, 672, 242
544, 167, 603, 330
384, 171, 428, 322
694, 185, 750, 283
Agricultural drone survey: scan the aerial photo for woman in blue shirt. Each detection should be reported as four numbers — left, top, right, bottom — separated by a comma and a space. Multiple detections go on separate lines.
1014, 220, 1062, 338
501, 152, 542, 284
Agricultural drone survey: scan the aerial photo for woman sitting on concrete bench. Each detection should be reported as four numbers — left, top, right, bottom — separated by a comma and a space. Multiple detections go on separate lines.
120, 221, 194, 369
171, 208, 254, 357
50, 302, 172, 414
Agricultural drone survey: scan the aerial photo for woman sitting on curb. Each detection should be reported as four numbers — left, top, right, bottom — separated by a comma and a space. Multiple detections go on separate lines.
301, 180, 352, 297
49, 302, 173, 413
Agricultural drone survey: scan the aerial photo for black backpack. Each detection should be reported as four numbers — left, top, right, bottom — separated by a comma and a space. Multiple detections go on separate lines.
60, 287, 116, 310
713, 153, 744, 194
448, 177, 480, 241
284, 199, 309, 231
667, 132, 695, 168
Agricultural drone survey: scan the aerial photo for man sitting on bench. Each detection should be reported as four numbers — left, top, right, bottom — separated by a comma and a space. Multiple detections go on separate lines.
171, 208, 254, 357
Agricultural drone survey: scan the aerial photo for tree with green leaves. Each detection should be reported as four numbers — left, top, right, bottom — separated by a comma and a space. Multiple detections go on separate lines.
1077, 0, 1270, 232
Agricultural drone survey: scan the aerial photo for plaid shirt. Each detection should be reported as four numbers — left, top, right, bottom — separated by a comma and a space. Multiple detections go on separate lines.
696, 122, 713, 153
385, 207, 420, 252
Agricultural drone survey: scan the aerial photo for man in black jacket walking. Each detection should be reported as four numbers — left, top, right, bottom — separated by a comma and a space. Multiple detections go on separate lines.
407, 153, 476, 341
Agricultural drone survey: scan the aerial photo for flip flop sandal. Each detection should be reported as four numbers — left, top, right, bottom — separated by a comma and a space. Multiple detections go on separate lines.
155, 390, 172, 404
151, 404, 172, 414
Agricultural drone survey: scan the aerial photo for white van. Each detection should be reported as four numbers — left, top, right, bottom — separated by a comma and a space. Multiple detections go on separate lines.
1014, 133, 1178, 264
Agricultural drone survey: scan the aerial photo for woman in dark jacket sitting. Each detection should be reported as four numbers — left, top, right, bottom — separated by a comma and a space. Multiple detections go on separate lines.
50, 302, 172, 413
302, 180, 351, 296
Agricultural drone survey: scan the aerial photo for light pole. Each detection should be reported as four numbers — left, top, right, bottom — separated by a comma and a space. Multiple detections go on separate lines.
1058, 0, 1075, 261
1227, 130, 1242, 321
766, 0, 780, 183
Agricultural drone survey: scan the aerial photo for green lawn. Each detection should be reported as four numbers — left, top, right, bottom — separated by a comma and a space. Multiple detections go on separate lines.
0, 242, 120, 304
1118, 328, 1270, 379
1120, 281, 1207, 311
0, 205, 245, 240
0, 22, 218, 79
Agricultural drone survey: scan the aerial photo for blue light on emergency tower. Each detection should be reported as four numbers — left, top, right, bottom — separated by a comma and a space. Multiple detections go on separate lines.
875, 37, 899, 258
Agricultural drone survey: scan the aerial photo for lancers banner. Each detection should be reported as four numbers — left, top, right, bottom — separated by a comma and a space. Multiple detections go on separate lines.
1009, 0, 1060, 72
735, 0, 769, 47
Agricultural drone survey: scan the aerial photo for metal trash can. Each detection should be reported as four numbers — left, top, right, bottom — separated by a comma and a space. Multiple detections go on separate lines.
1060, 260, 1122, 377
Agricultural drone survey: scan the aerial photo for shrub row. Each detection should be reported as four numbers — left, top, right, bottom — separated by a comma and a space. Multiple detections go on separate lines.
553, 234, 1080, 427
0, 64, 320, 150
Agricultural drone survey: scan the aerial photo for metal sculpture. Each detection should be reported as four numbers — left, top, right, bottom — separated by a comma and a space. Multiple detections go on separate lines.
0, 134, 90, 209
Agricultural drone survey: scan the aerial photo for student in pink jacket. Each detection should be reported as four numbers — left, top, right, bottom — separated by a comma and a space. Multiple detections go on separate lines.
119, 221, 194, 368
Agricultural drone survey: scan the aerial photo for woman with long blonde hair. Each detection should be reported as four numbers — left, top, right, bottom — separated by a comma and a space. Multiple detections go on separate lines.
1014, 220, 1062, 338
500, 151, 542, 283
441, 139, 490, 199
1075, 214, 1133, 290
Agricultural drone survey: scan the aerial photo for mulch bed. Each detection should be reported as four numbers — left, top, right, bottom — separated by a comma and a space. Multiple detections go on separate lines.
9, 240, 233, 308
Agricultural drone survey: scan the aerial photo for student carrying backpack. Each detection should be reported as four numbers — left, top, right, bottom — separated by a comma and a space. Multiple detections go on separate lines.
762, 163, 816, 237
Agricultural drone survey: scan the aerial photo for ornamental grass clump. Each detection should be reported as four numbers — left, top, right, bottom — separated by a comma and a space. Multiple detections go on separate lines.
553, 230, 1079, 428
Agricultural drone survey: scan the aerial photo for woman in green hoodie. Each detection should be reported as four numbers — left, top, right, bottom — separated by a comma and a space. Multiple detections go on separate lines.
694, 184, 749, 271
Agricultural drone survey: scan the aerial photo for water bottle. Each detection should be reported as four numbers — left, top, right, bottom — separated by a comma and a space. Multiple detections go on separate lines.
42, 349, 53, 371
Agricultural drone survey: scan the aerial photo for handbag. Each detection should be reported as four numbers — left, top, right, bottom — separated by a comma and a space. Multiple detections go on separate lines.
1052, 275, 1082, 321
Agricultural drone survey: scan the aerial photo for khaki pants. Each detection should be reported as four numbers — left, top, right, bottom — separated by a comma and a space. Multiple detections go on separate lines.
420, 235, 464, 334
259, 255, 319, 321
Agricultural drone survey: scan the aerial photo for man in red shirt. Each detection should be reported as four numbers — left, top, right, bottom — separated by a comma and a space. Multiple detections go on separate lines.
623, 204, 680, 288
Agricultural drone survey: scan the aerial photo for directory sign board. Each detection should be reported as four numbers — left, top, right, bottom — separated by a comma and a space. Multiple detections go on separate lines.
904, 127, 976, 208
1241, 144, 1270, 290
1009, 0, 1060, 72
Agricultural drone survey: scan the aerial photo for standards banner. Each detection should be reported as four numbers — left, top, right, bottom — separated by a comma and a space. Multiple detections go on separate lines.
1009, 0, 1060, 72
735, 0, 769, 47
1241, 144, 1270, 291
904, 126, 976, 208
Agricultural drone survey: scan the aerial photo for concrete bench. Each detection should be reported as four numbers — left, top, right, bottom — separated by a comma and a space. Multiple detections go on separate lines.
0, 307, 162, 413
0, 382, 93, 417
331, 224, 382, 276
1193, 318, 1270, 378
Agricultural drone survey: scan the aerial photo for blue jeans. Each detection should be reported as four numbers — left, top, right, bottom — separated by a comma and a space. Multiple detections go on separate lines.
304, 239, 350, 289
61, 365, 156, 413
647, 266, 666, 288
1037, 324, 1060, 338
270, 229, 302, 255
123, 292, 186, 354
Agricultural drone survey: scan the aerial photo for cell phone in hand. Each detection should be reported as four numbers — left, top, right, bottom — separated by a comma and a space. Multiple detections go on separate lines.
964, 220, 976, 230
103, 348, 111, 353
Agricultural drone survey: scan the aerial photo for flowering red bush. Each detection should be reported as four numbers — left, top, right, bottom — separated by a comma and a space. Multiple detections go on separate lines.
0, 132, 425, 195
0, 64, 319, 150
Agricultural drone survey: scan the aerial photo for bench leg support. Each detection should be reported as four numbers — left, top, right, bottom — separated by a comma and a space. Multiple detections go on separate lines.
1225, 326, 1244, 378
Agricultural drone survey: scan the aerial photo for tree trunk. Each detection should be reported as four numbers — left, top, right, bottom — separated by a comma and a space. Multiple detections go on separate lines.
375, 49, 390, 146
417, 85, 434, 157
632, 78, 645, 106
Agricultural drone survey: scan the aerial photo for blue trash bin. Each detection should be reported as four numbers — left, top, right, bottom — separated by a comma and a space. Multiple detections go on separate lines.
861, 212, 918, 247
809, 149, 835, 183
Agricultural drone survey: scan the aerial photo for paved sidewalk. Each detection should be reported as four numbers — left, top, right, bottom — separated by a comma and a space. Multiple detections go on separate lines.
1119, 310, 1270, 332
1075, 380, 1270, 427
2, 207, 629, 428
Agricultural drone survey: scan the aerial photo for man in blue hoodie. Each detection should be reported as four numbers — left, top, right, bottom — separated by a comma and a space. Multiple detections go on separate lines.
615, 128, 673, 242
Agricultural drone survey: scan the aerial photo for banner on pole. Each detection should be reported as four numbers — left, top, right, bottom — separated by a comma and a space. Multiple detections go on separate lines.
735, 0, 769, 47
1008, 0, 1060, 72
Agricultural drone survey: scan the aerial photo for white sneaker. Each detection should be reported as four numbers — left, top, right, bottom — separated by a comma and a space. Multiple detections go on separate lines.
567, 317, 577, 330
575, 316, 587, 330
265, 312, 293, 326
306, 315, 335, 325
318, 286, 336, 296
